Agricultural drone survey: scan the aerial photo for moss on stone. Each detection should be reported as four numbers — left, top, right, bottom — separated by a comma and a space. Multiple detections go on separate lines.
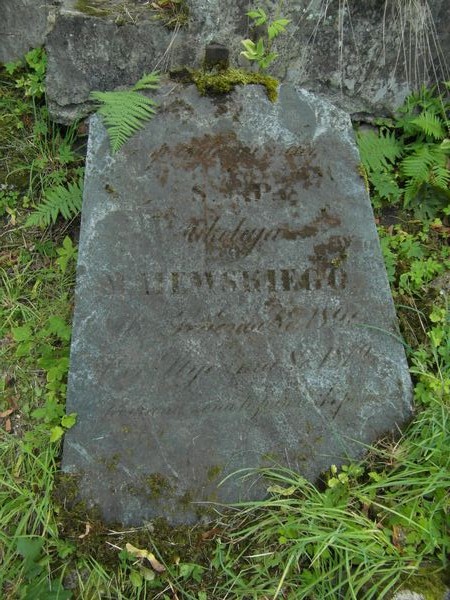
142, 472, 173, 500
190, 68, 279, 103
395, 568, 449, 600
52, 471, 226, 593
207, 465, 223, 482
99, 452, 121, 472
74, 0, 189, 28
74, 0, 110, 17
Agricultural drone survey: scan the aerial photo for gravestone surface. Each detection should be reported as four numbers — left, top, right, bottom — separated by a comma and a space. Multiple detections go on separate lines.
63, 83, 412, 524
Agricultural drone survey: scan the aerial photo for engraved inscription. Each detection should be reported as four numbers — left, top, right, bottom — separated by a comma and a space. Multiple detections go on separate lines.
96, 265, 347, 298
174, 302, 357, 335
183, 213, 341, 258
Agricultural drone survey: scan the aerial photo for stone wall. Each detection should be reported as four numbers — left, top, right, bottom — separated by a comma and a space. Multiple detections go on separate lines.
1, 0, 449, 122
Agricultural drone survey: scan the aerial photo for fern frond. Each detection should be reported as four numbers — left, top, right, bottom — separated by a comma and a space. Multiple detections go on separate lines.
400, 145, 435, 182
370, 171, 402, 203
357, 130, 403, 174
90, 90, 158, 154
410, 111, 446, 140
429, 164, 450, 191
26, 179, 83, 227
403, 179, 421, 207
132, 72, 160, 91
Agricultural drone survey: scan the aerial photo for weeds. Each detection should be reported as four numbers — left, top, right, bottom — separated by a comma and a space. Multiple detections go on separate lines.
357, 83, 450, 219
241, 7, 291, 71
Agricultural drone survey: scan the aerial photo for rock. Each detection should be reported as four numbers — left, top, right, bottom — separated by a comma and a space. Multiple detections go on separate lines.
0, 0, 61, 63
392, 592, 425, 600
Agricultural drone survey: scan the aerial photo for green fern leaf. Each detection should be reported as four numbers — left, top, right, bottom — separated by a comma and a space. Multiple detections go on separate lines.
429, 164, 450, 191
400, 145, 435, 182
403, 178, 421, 207
357, 130, 403, 174
26, 179, 83, 227
90, 90, 158, 154
132, 71, 160, 91
410, 111, 446, 140
369, 171, 402, 203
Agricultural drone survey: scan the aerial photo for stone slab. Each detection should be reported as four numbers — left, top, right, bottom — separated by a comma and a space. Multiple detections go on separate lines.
63, 83, 412, 524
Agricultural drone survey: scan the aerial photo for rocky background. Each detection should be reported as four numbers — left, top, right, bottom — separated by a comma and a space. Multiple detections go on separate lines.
1, 0, 449, 122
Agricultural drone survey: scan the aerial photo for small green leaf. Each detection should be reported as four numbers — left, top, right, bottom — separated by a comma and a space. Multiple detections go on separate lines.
241, 39, 257, 58
50, 426, 64, 442
5, 59, 23, 74
140, 566, 155, 581
16, 538, 45, 579
17, 538, 45, 563
132, 71, 160, 91
255, 38, 265, 57
179, 563, 204, 583
267, 484, 297, 496
130, 569, 143, 588
62, 413, 77, 429
246, 8, 267, 26
46, 316, 72, 341
12, 325, 32, 342
268, 18, 290, 40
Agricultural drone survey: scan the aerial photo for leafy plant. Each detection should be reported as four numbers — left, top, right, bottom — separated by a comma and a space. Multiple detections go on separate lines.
90, 72, 160, 154
25, 178, 84, 227
357, 84, 450, 219
379, 225, 450, 295
241, 7, 290, 70
56, 236, 78, 274
0, 185, 19, 220
5, 48, 47, 99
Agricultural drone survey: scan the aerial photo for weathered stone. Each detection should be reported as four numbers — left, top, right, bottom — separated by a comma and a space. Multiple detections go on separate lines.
45, 10, 173, 123
0, 0, 60, 64
42, 0, 449, 123
63, 83, 412, 524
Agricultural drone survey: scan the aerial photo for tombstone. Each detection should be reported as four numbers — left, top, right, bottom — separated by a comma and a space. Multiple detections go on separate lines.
62, 82, 412, 524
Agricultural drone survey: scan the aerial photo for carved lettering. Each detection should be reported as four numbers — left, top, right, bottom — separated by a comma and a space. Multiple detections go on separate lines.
183, 213, 341, 257
97, 267, 347, 298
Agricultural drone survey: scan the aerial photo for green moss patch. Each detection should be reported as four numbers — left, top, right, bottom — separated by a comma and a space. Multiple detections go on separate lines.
189, 68, 279, 103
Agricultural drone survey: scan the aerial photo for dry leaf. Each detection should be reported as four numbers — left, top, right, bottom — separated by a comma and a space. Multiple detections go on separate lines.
0, 409, 14, 418
5, 419, 11, 432
431, 222, 450, 234
79, 522, 91, 539
201, 528, 221, 541
392, 525, 407, 550
125, 543, 166, 573
146, 554, 166, 573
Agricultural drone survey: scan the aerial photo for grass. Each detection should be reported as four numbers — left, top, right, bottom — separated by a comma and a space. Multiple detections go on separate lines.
0, 50, 449, 599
